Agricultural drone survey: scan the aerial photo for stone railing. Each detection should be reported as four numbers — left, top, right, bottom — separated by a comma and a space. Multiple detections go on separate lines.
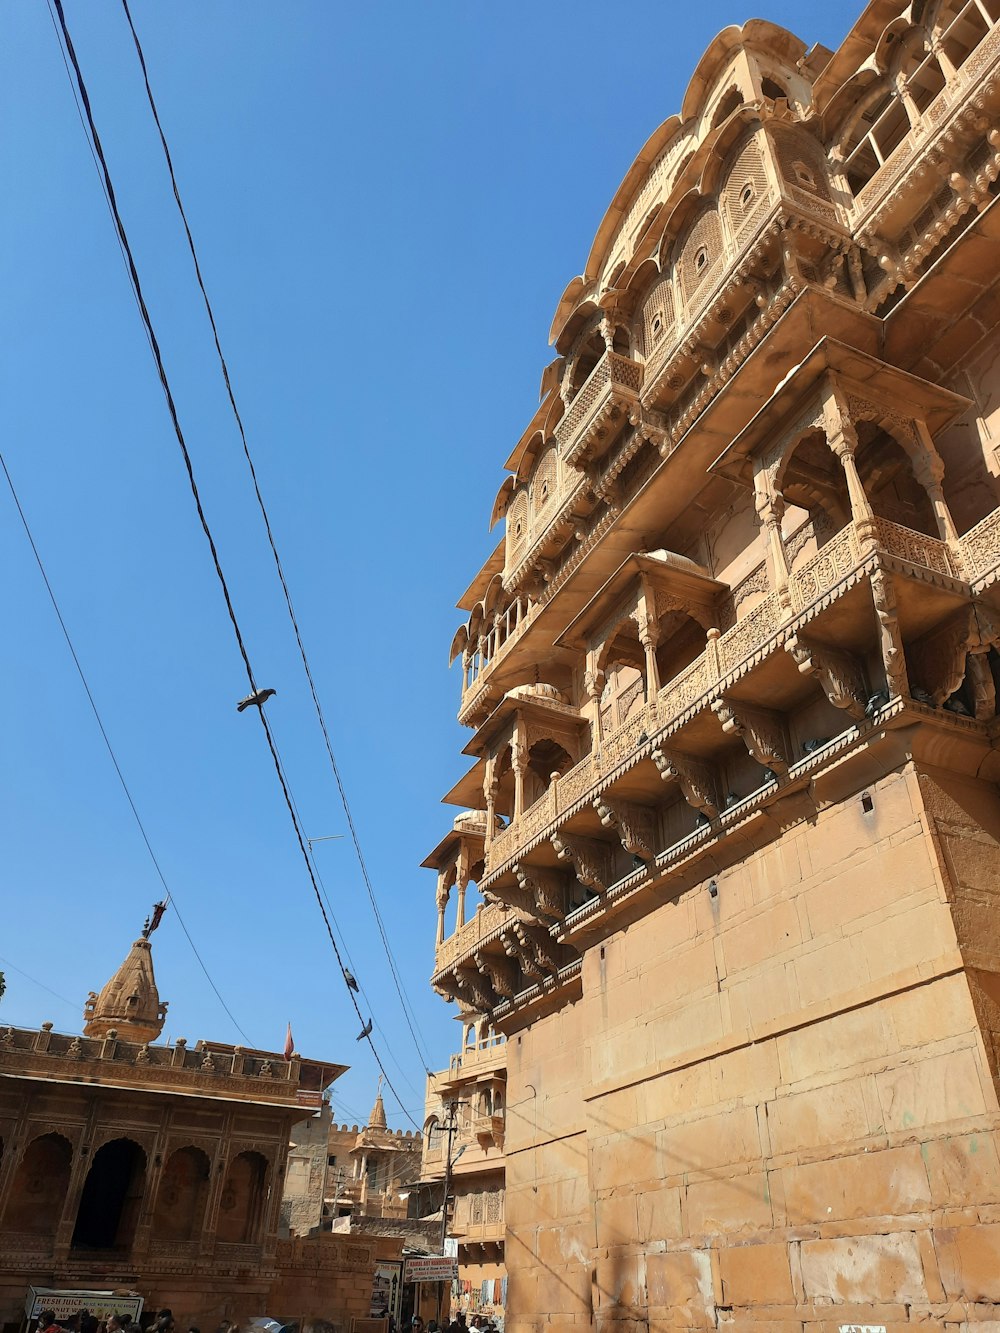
455, 1041, 508, 1074
961, 507, 1000, 581
460, 598, 537, 709
871, 516, 957, 577
556, 352, 643, 466
434, 901, 511, 971
788, 523, 863, 610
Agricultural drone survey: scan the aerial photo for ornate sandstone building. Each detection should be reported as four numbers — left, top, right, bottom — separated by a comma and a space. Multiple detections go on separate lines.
427, 2, 1000, 1329
0, 928, 398, 1331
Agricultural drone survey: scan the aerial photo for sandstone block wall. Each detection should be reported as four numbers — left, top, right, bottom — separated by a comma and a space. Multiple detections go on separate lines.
504, 762, 1000, 1332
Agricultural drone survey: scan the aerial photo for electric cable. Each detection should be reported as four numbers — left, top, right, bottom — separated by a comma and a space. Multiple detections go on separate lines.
0, 954, 80, 1011
50, 0, 420, 1129
0, 448, 253, 1046
117, 0, 434, 1075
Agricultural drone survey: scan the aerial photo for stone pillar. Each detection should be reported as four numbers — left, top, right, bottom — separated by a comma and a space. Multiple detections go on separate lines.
53, 1099, 101, 1258
914, 421, 961, 545
511, 741, 529, 821
871, 566, 910, 699
435, 872, 450, 948
636, 597, 661, 702
754, 472, 791, 609
455, 866, 469, 932
483, 759, 497, 853
584, 653, 605, 752
131, 1120, 169, 1260
825, 396, 877, 545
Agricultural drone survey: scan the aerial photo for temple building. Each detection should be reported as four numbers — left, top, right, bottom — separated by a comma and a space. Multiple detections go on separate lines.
0, 925, 391, 1331
427, 2, 1000, 1331
282, 1085, 423, 1236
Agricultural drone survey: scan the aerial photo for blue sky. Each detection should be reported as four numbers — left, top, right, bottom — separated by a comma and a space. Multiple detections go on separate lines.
0, 0, 861, 1127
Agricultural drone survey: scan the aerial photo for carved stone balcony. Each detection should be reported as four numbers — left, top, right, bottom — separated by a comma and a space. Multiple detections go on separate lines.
473, 1112, 505, 1147
850, 22, 1000, 280
431, 503, 1000, 1025
556, 351, 643, 468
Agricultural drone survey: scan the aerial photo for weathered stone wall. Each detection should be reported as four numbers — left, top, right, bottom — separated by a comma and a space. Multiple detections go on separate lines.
282, 1105, 332, 1236
270, 1232, 403, 1330
504, 762, 1000, 1332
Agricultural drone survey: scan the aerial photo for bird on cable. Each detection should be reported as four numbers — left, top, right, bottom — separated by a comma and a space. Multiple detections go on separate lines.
343, 968, 360, 992
356, 1018, 373, 1041
236, 687, 277, 713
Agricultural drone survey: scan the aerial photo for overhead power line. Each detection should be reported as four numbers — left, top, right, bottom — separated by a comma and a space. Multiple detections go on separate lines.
0, 449, 253, 1046
118, 0, 434, 1076
49, 0, 419, 1129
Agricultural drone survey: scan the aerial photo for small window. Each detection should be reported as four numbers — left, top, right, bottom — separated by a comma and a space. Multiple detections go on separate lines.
761, 76, 788, 101
540, 482, 549, 503
793, 161, 817, 189
327, 1155, 337, 1166
652, 315, 662, 334
695, 247, 708, 271
740, 182, 754, 207
514, 519, 522, 537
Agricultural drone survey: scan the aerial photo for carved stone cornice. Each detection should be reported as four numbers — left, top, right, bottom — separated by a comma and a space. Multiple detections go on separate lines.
785, 633, 867, 718
551, 831, 613, 893
712, 698, 790, 771
651, 745, 721, 816
513, 863, 568, 923
593, 796, 656, 859
483, 878, 537, 916
455, 965, 497, 1013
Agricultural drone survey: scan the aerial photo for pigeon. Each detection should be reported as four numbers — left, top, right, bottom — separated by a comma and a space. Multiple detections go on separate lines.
343, 968, 360, 992
356, 1018, 373, 1041
910, 686, 935, 705
865, 690, 890, 718
943, 695, 972, 716
801, 737, 831, 754
761, 768, 779, 785
694, 812, 710, 829
724, 791, 739, 808
237, 687, 277, 713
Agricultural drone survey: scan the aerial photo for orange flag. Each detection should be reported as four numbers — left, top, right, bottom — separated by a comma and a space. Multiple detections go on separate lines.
283, 1022, 294, 1061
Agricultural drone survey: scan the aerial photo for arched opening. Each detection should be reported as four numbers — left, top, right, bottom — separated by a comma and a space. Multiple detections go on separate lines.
854, 422, 939, 537
655, 610, 710, 691
493, 746, 515, 822
567, 332, 605, 400
778, 429, 852, 559
152, 1146, 211, 1243
711, 87, 743, 128
761, 76, 788, 101
72, 1137, 146, 1251
216, 1150, 268, 1245
3, 1132, 72, 1235
900, 42, 946, 115
524, 737, 573, 806
465, 857, 485, 919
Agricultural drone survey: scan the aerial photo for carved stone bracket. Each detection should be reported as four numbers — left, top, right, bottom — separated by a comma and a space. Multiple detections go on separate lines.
785, 633, 867, 718
593, 796, 656, 859
550, 832, 612, 893
513, 863, 568, 924
712, 698, 790, 772
473, 949, 519, 1000
503, 922, 564, 979
484, 878, 537, 917
871, 567, 909, 699
651, 745, 721, 816
455, 965, 497, 1014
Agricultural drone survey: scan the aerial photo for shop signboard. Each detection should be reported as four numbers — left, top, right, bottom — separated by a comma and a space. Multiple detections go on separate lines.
369, 1261, 403, 1322
25, 1290, 144, 1324
402, 1257, 458, 1284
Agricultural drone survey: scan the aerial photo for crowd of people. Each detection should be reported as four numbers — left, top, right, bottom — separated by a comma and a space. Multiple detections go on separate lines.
37, 1308, 192, 1333
404, 1311, 499, 1333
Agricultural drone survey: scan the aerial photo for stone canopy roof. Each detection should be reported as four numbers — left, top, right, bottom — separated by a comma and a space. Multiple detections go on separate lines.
83, 936, 168, 1044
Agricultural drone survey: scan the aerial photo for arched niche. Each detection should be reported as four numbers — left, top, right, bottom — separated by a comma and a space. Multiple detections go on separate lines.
217, 1150, 268, 1245
152, 1145, 211, 1243
654, 607, 712, 692
3, 1131, 72, 1235
72, 1137, 146, 1250
523, 736, 574, 807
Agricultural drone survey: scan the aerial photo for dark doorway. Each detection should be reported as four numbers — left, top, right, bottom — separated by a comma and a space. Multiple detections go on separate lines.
72, 1137, 146, 1250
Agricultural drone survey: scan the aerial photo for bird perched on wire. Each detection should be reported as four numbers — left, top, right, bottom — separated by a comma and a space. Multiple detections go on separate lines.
343, 968, 360, 992
236, 687, 277, 713
356, 1018, 373, 1041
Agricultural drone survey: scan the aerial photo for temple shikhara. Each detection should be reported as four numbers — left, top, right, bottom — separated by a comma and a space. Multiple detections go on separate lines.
427, 1, 1000, 1329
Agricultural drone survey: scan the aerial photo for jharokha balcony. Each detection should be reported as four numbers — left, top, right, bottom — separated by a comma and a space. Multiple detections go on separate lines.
430, 339, 1000, 1024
